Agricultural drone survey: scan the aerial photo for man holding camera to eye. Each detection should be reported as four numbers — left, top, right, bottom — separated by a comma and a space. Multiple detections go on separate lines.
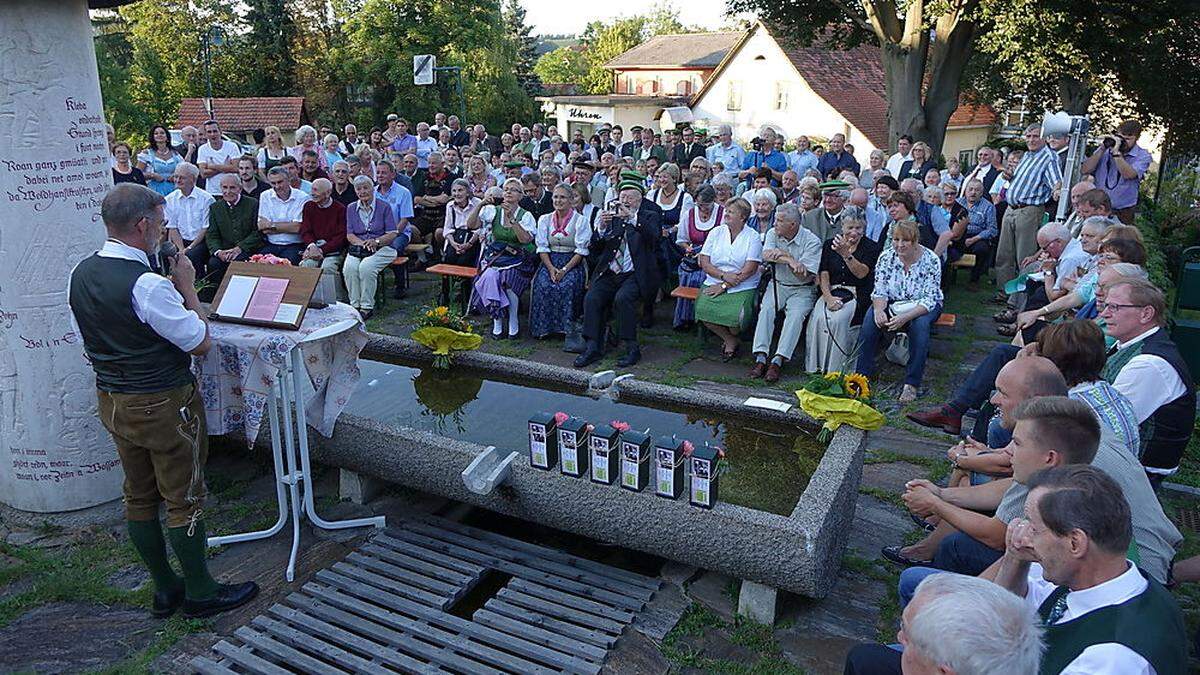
1081, 119, 1151, 225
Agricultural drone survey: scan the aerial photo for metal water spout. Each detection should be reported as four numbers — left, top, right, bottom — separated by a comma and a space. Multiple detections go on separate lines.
461, 446, 520, 495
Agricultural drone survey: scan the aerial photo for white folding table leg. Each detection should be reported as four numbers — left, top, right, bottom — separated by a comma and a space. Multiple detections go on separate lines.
207, 379, 291, 548
278, 359, 305, 582
290, 348, 385, 532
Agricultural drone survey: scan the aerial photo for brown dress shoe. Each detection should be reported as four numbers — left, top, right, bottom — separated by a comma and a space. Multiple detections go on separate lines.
749, 362, 766, 379
905, 405, 962, 435
993, 308, 1017, 323
764, 363, 782, 383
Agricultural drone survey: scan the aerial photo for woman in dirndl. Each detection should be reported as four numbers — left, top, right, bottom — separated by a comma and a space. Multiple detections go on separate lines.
468, 179, 537, 339
530, 183, 592, 339
673, 184, 722, 329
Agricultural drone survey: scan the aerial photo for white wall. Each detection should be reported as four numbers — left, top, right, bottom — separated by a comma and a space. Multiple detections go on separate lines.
692, 28, 880, 155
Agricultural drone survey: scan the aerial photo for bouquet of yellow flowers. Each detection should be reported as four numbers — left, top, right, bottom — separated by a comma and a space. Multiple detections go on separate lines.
795, 371, 884, 441
412, 305, 480, 368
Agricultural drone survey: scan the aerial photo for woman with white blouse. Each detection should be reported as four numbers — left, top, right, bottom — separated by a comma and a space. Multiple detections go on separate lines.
468, 180, 537, 339
695, 198, 764, 361
530, 183, 592, 339
290, 125, 326, 170
853, 220, 944, 402
257, 126, 289, 179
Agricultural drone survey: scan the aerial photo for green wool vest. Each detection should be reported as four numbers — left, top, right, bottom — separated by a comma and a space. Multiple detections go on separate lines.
1037, 576, 1186, 674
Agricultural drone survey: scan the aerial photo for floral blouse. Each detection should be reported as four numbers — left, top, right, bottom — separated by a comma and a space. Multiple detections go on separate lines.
871, 246, 944, 312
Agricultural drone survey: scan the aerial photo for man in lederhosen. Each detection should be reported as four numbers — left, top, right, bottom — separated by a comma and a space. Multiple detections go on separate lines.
68, 183, 257, 618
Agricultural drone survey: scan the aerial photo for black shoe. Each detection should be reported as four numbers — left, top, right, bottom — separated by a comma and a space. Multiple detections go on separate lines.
880, 546, 932, 568
182, 581, 260, 619
616, 345, 641, 367
360, 309, 374, 320
151, 586, 185, 619
574, 345, 602, 368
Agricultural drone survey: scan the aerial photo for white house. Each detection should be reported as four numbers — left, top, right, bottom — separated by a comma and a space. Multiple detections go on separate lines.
689, 23, 996, 165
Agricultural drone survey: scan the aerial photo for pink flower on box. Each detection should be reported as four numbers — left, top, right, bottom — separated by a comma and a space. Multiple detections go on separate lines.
610, 420, 631, 432
681, 440, 695, 456
553, 411, 569, 426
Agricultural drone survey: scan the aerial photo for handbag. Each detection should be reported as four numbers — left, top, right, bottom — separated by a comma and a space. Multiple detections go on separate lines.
883, 300, 921, 366
346, 245, 370, 259
829, 285, 855, 303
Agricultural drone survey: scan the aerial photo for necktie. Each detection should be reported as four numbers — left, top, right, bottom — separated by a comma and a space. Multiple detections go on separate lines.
1042, 586, 1070, 625
1106, 344, 1119, 357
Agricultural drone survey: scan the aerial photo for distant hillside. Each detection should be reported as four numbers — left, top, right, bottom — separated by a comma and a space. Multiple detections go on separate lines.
535, 35, 580, 56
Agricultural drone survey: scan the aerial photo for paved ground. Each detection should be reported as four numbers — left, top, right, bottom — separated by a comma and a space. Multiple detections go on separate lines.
2, 270, 1198, 673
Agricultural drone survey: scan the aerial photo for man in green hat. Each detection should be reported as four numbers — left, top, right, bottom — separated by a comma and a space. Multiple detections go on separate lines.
801, 180, 862, 242
575, 171, 663, 368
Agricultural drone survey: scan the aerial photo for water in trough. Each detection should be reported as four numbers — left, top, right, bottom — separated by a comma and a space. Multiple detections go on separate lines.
343, 360, 825, 516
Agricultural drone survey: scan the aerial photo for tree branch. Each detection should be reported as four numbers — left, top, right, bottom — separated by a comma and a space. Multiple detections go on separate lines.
863, 0, 902, 43
827, 0, 875, 35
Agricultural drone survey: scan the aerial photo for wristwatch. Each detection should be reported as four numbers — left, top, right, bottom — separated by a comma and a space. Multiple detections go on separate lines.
720, 282, 730, 290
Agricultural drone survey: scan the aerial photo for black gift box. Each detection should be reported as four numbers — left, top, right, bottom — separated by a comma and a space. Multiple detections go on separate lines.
528, 412, 558, 470
689, 443, 721, 508
655, 435, 686, 499
619, 430, 652, 492
557, 417, 591, 478
589, 425, 621, 485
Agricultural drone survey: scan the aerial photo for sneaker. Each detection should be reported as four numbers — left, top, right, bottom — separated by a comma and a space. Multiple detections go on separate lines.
905, 405, 962, 435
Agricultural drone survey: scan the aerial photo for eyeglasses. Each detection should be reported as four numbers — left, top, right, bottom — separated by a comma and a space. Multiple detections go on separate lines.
1097, 302, 1147, 312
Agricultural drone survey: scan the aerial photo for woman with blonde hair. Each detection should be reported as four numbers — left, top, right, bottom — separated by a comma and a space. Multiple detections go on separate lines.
901, 141, 936, 182
530, 183, 592, 339
805, 217, 881, 373
257, 125, 289, 179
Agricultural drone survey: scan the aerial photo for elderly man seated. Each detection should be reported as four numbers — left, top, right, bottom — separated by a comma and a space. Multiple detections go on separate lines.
995, 221, 1093, 338
749, 203, 823, 382
205, 174, 262, 281
299, 178, 348, 272
163, 162, 214, 276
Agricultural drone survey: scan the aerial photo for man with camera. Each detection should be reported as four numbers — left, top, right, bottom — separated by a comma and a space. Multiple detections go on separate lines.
1081, 119, 1151, 224
68, 184, 258, 620
574, 172, 663, 368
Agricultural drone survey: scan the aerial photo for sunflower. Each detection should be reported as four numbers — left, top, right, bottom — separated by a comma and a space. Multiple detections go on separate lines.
843, 373, 871, 399
436, 306, 450, 316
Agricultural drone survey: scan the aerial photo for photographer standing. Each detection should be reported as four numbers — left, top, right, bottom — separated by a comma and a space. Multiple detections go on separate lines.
1081, 119, 1151, 224
68, 184, 258, 619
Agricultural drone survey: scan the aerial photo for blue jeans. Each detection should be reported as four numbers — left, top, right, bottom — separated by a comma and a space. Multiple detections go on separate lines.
855, 303, 942, 387
932, 531, 1003, 576
949, 344, 1020, 414
898, 566, 943, 608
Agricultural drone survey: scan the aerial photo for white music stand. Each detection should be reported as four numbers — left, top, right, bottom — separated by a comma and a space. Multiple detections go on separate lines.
207, 319, 385, 581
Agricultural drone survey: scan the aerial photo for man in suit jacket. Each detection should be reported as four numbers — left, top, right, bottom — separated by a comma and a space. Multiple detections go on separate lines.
671, 126, 707, 166
963, 146, 1002, 201
575, 172, 663, 368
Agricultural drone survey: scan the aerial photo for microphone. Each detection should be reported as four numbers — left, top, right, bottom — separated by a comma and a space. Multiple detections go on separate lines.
158, 241, 178, 277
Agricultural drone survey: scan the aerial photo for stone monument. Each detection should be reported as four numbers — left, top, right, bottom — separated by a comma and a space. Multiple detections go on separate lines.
0, 0, 139, 512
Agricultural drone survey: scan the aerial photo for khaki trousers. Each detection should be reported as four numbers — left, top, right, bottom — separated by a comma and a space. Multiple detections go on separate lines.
97, 382, 206, 528
343, 246, 397, 310
752, 283, 817, 361
995, 205, 1044, 290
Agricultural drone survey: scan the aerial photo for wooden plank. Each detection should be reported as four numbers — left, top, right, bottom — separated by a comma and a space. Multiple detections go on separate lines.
670, 286, 699, 300
507, 579, 635, 624
385, 528, 645, 612
473, 608, 608, 662
311, 574, 599, 675
360, 542, 474, 586
497, 587, 627, 635
401, 522, 654, 602
485, 599, 616, 648
424, 264, 477, 278
234, 626, 349, 675
251, 615, 383, 674
373, 533, 484, 577
346, 551, 461, 597
410, 517, 661, 592
212, 639, 292, 675
934, 313, 957, 328
330, 561, 446, 608
270, 600, 446, 675
190, 656, 240, 675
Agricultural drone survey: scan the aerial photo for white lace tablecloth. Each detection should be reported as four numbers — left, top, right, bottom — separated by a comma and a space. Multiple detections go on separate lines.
194, 302, 367, 445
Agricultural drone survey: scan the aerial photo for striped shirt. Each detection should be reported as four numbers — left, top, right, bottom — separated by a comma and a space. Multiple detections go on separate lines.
1069, 380, 1141, 458
1005, 144, 1062, 206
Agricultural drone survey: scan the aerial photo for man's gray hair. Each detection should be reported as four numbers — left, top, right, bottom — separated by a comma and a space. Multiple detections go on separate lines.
311, 177, 332, 193
332, 160, 349, 172
352, 175, 374, 189
1038, 221, 1071, 241
1080, 215, 1117, 233
908, 574, 1044, 674
174, 162, 199, 178
267, 166, 290, 180
711, 173, 736, 189
101, 184, 165, 235
428, 151, 444, 163
1109, 262, 1148, 280
775, 202, 800, 223
900, 177, 923, 194
716, 124, 732, 136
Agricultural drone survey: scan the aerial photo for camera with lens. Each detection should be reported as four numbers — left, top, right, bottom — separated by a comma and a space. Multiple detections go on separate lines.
750, 137, 764, 151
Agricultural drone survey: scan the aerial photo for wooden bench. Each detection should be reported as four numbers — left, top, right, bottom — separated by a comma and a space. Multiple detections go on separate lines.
425, 263, 479, 308
934, 313, 957, 328
373, 256, 412, 307
947, 253, 977, 284
670, 286, 700, 301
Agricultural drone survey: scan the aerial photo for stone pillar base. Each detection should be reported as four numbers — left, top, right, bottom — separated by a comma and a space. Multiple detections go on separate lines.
737, 580, 779, 625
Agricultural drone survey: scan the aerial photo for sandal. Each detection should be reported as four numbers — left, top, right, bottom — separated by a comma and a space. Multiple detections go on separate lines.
881, 545, 932, 568
721, 343, 740, 362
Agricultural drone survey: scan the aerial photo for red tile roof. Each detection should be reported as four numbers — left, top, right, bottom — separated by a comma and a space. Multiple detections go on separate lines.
762, 25, 996, 148
177, 97, 310, 133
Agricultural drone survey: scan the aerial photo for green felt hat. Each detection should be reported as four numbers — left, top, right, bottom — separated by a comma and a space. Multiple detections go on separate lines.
617, 179, 646, 195
619, 169, 646, 183
818, 180, 852, 192
503, 160, 525, 168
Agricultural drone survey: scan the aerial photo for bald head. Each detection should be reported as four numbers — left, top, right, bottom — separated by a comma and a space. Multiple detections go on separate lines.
992, 355, 1068, 429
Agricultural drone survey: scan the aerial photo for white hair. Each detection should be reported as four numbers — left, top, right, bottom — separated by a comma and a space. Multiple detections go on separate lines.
352, 175, 374, 189
711, 173, 736, 189
323, 133, 339, 144
1081, 215, 1117, 233
296, 125, 317, 143
751, 187, 778, 207
174, 162, 199, 178
1109, 262, 1148, 280
908, 574, 1043, 675
1038, 221, 1071, 241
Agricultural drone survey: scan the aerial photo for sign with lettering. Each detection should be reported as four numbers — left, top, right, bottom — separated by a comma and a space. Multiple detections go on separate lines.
567, 107, 606, 121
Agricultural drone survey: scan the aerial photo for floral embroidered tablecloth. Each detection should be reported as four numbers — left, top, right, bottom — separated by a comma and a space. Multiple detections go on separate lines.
194, 302, 366, 445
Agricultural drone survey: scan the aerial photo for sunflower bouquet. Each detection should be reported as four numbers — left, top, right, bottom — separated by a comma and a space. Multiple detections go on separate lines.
796, 371, 884, 441
411, 305, 481, 368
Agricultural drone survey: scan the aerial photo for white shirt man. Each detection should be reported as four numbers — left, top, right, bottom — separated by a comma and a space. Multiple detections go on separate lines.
257, 181, 310, 246
165, 179, 215, 245
885, 136, 913, 178
196, 123, 241, 196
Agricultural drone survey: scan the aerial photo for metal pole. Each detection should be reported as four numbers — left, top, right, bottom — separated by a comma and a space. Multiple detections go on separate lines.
203, 30, 214, 120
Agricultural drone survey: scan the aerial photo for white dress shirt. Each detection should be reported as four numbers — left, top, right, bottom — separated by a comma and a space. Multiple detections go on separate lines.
700, 224, 763, 293
164, 187, 215, 242
1111, 326, 1188, 472
1024, 562, 1155, 674
257, 187, 311, 245
68, 240, 206, 353
885, 152, 911, 178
